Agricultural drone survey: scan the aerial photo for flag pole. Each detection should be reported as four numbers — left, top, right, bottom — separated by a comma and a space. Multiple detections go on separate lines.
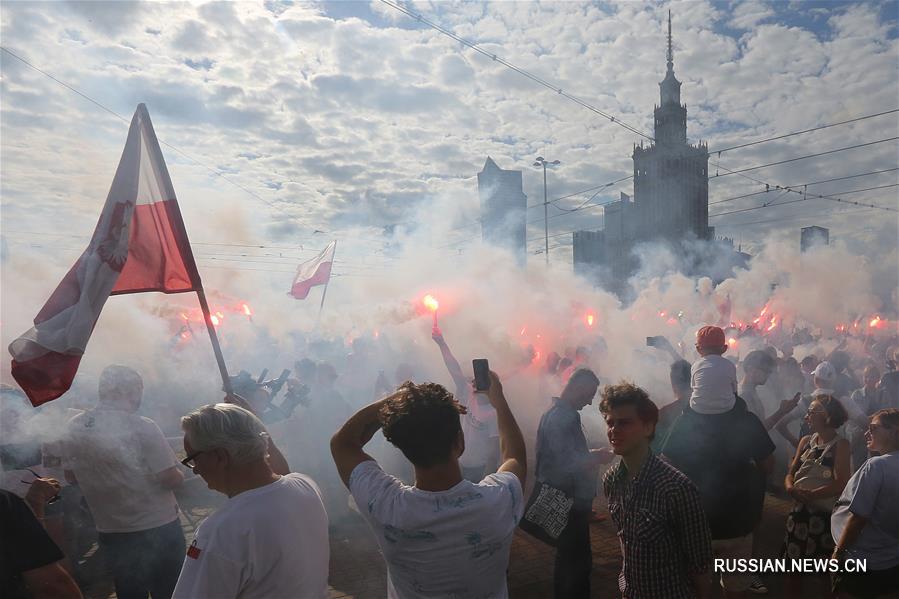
316, 240, 336, 322
196, 287, 233, 394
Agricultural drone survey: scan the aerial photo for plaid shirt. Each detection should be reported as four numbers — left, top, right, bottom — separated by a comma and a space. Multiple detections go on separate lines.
603, 452, 712, 599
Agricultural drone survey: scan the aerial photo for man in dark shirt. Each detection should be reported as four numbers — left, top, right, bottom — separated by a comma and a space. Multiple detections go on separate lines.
535, 368, 611, 598
1, 487, 82, 599
652, 359, 691, 453
602, 382, 711, 599
662, 396, 775, 597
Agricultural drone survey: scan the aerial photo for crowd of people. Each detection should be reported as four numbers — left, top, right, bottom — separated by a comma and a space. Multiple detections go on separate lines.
2, 323, 899, 599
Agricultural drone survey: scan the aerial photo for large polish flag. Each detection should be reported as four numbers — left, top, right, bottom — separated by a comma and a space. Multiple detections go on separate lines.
289, 241, 336, 299
9, 104, 201, 406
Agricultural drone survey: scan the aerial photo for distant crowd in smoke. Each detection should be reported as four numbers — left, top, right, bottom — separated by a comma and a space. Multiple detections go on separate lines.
2, 219, 898, 599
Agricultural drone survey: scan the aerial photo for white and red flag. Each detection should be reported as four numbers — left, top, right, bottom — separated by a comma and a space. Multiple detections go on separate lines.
9, 104, 201, 406
289, 241, 336, 300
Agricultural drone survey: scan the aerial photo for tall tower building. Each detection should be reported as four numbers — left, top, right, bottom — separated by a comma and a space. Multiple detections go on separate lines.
477, 157, 527, 265
632, 11, 710, 242
574, 12, 721, 298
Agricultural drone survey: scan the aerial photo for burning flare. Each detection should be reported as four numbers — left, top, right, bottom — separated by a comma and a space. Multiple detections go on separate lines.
586, 313, 595, 327
423, 294, 439, 313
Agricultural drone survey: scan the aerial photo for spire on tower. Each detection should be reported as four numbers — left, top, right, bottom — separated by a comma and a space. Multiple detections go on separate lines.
666, 10, 673, 75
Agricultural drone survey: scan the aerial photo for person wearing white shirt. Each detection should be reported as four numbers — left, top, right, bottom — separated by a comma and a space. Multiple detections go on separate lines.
776, 361, 868, 449
62, 365, 185, 599
172, 402, 328, 599
330, 372, 526, 599
848, 366, 882, 471
689, 326, 739, 415
831, 408, 899, 599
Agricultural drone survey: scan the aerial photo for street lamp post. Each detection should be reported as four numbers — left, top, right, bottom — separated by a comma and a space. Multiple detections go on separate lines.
533, 157, 560, 266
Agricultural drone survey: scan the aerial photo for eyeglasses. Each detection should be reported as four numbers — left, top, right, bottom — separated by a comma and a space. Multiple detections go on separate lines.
181, 451, 204, 468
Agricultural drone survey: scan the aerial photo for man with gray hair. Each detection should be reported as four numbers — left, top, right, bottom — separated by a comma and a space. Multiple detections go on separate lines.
172, 402, 328, 599
62, 365, 185, 599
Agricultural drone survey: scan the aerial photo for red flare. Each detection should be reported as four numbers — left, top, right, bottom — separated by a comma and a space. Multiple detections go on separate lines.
242, 303, 252, 317
422, 295, 439, 313
586, 313, 595, 327
727, 337, 737, 348
869, 316, 881, 328
210, 314, 221, 327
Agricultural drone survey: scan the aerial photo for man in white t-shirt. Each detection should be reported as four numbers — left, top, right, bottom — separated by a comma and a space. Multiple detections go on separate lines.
331, 371, 526, 599
173, 402, 329, 599
62, 365, 186, 599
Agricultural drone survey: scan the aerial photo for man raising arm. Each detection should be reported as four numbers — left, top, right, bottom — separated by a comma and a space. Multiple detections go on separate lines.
331, 371, 526, 599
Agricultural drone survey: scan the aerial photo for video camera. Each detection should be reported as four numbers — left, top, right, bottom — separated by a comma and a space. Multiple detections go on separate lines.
226, 368, 310, 423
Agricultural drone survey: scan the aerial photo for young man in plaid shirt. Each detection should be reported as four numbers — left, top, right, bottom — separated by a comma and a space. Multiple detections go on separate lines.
601, 382, 712, 598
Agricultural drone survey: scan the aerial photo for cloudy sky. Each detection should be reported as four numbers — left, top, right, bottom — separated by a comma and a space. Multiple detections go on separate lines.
1, 0, 897, 273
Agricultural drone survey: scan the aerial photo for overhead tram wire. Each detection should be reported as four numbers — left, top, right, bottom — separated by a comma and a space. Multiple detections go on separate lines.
707, 151, 899, 211
376, 0, 653, 141
440, 173, 635, 247
708, 109, 899, 155
713, 207, 880, 229
0, 45, 387, 244
378, 0, 899, 164
15, 17, 889, 256
530, 196, 893, 248
18, 0, 878, 259
530, 165, 899, 226
710, 191, 897, 219
2, 240, 395, 271
553, 175, 634, 211
709, 137, 898, 178
708, 168, 899, 206
532, 186, 897, 245
0, 47, 300, 220
533, 175, 634, 210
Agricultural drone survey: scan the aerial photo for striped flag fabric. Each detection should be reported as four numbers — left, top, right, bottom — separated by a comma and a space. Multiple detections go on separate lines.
289, 241, 336, 300
8, 104, 201, 406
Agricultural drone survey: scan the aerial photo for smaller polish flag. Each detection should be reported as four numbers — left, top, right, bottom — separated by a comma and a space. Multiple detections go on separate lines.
289, 241, 336, 300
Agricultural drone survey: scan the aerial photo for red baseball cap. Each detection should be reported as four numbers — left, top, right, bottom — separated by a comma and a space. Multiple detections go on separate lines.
696, 325, 726, 348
